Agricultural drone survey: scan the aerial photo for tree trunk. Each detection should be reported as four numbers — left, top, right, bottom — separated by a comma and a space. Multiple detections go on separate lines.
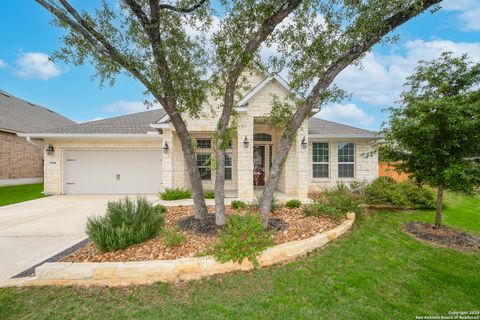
435, 184, 444, 228
214, 142, 227, 226
169, 112, 209, 220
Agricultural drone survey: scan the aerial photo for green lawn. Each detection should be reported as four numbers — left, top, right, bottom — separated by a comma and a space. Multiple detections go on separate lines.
0, 192, 479, 319
0, 183, 44, 207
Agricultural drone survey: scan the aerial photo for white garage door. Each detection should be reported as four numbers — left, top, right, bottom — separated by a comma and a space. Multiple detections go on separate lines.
64, 150, 163, 194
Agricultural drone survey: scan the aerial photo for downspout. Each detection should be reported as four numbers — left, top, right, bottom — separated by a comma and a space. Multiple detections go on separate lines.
26, 136, 44, 148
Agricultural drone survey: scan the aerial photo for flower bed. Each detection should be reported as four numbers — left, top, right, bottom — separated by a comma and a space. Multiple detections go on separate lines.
62, 205, 340, 263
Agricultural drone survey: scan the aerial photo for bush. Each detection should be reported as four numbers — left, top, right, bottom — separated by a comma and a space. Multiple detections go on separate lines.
303, 184, 362, 221
162, 227, 186, 248
203, 190, 215, 199
213, 214, 274, 268
364, 177, 408, 207
231, 200, 246, 210
364, 177, 435, 208
255, 192, 280, 212
86, 197, 166, 252
285, 199, 302, 208
160, 187, 191, 200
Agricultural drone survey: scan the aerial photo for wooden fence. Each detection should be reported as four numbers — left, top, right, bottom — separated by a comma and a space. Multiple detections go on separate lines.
378, 162, 409, 182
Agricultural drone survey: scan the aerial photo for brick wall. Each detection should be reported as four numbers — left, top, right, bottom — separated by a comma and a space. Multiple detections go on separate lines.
0, 130, 43, 180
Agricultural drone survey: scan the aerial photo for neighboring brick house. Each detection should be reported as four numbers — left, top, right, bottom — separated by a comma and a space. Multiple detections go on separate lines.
0, 90, 75, 186
20, 71, 381, 198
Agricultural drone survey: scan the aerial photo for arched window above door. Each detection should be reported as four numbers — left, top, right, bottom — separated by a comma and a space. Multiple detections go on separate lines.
254, 133, 272, 142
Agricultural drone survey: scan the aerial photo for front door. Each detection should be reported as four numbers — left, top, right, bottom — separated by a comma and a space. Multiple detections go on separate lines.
253, 145, 265, 186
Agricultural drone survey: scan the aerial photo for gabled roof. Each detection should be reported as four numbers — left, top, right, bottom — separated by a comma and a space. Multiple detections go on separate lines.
308, 117, 380, 138
0, 90, 75, 133
28, 108, 166, 135
236, 74, 294, 107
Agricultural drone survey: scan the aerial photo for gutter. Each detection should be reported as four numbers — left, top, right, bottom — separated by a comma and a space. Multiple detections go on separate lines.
26, 136, 43, 148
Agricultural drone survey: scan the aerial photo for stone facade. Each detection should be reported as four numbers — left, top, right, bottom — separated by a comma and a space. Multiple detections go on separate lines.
0, 130, 43, 185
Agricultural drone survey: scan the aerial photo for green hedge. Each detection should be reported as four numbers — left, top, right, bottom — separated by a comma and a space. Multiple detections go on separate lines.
159, 187, 192, 200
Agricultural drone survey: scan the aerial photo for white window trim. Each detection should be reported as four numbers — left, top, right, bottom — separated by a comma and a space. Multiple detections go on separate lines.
196, 153, 212, 180
312, 142, 330, 180
225, 153, 233, 181
337, 142, 355, 179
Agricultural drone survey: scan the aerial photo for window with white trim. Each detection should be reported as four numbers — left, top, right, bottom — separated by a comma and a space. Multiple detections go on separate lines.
196, 154, 211, 180
225, 154, 232, 180
312, 142, 329, 178
338, 142, 355, 178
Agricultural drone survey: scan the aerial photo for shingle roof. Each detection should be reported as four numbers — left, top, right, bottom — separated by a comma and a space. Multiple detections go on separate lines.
308, 117, 379, 138
0, 90, 75, 133
36, 108, 167, 134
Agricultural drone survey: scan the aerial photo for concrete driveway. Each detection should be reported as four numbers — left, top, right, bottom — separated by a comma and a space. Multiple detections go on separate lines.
0, 195, 158, 281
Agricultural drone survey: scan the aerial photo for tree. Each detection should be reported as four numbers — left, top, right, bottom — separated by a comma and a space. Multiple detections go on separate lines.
383, 52, 480, 228
36, 0, 442, 227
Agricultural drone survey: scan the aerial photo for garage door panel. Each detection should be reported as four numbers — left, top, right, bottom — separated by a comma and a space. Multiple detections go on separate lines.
64, 150, 162, 194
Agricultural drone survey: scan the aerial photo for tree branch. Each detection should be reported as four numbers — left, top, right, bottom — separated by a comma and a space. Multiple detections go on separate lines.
158, 0, 208, 13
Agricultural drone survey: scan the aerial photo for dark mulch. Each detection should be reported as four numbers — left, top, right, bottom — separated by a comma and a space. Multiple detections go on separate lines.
178, 214, 289, 235
404, 221, 480, 252
178, 214, 220, 235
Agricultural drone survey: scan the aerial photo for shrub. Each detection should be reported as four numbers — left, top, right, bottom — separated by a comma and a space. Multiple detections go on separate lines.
162, 227, 186, 248
364, 177, 435, 208
255, 192, 280, 212
231, 200, 246, 210
364, 177, 409, 207
285, 199, 302, 208
213, 214, 274, 268
203, 190, 215, 199
160, 187, 191, 200
86, 197, 166, 252
303, 185, 362, 221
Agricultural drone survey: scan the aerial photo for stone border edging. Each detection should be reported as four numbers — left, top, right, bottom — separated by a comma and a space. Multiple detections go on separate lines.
11, 213, 355, 287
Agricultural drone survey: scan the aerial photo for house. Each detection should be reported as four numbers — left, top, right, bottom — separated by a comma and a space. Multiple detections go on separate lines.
19, 72, 380, 199
0, 90, 75, 186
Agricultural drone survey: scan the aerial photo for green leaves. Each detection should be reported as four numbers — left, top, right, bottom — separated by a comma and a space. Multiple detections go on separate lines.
383, 52, 480, 194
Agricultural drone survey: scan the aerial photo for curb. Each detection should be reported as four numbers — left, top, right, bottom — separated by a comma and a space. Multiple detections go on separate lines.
5, 213, 355, 287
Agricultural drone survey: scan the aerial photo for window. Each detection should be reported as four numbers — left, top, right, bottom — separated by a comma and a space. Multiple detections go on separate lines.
254, 133, 272, 142
312, 142, 329, 178
338, 142, 355, 178
196, 139, 211, 149
196, 154, 211, 180
269, 145, 273, 169
225, 154, 233, 180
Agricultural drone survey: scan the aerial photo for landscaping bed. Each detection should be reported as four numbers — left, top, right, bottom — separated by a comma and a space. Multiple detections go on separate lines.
62, 205, 340, 263
404, 221, 480, 252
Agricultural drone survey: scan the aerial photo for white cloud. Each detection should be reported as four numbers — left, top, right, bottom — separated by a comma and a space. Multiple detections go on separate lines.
316, 103, 375, 126
15, 52, 61, 80
335, 39, 480, 106
101, 100, 160, 114
0, 59, 7, 69
442, 0, 480, 31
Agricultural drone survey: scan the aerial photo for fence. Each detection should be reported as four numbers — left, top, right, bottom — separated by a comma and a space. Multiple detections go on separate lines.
378, 162, 409, 182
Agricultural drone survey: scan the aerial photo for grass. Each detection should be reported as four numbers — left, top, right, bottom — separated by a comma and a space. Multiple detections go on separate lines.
0, 183, 44, 207
0, 192, 479, 319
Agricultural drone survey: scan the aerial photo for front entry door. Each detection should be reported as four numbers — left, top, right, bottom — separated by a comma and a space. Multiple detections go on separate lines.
253, 145, 265, 186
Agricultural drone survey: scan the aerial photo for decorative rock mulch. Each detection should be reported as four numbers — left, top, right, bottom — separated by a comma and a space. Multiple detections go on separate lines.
61, 206, 340, 263
404, 221, 480, 252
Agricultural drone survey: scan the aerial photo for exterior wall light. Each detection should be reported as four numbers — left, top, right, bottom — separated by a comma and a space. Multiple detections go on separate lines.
243, 136, 249, 148
301, 136, 307, 149
46, 144, 55, 155
162, 141, 169, 153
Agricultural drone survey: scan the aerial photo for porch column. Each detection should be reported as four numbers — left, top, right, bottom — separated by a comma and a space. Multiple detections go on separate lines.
237, 114, 254, 200
296, 122, 309, 199
161, 129, 174, 189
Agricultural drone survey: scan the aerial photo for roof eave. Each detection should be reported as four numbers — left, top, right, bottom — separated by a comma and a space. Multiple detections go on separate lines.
308, 134, 383, 139
17, 132, 162, 139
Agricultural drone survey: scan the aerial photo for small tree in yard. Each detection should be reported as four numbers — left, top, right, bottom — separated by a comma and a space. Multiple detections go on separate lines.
36, 0, 443, 228
383, 52, 480, 228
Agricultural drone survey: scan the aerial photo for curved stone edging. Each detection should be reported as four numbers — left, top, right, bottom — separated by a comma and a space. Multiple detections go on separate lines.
20, 212, 355, 287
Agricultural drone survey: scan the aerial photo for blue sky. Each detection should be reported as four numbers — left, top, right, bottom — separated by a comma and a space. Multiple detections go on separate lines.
0, 1, 479, 129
